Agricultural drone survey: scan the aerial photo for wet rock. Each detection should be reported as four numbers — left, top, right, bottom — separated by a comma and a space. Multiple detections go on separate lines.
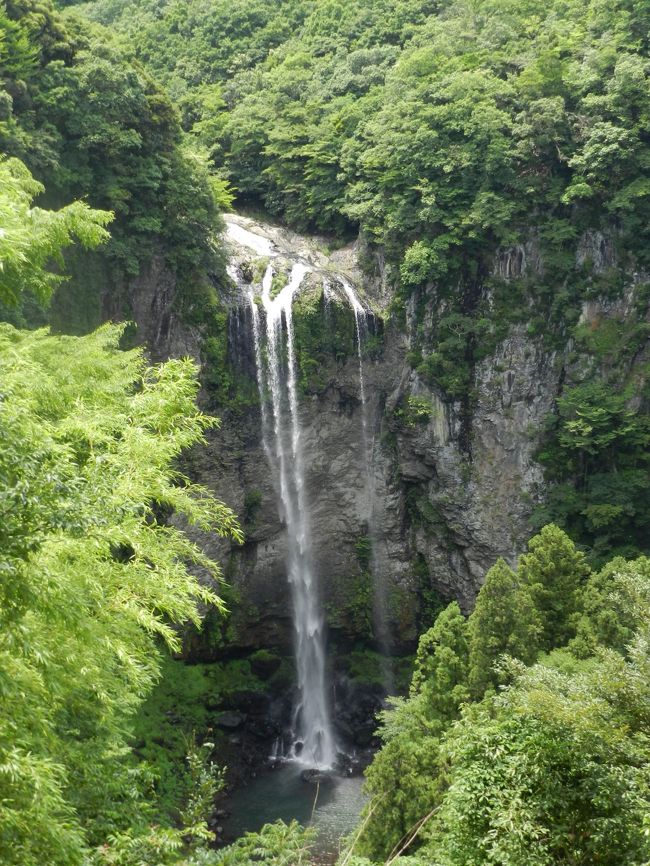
246, 717, 282, 740
337, 749, 372, 777
216, 711, 245, 730
352, 723, 377, 748
250, 651, 282, 680
300, 768, 327, 784
222, 689, 271, 715
334, 677, 385, 750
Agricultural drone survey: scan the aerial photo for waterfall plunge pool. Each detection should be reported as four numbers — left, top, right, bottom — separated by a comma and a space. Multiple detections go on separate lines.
221, 763, 367, 865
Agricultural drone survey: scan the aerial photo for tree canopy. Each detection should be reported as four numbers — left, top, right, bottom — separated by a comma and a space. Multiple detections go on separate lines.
1, 0, 228, 333
0, 155, 111, 305
351, 525, 650, 866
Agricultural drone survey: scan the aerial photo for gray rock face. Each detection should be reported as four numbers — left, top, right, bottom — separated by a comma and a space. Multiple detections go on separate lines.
100, 250, 204, 363
216, 711, 245, 730
397, 328, 559, 609
121, 215, 645, 653
179, 216, 563, 653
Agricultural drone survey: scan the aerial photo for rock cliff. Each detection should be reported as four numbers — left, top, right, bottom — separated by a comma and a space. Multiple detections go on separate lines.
180, 216, 560, 655
114, 215, 648, 662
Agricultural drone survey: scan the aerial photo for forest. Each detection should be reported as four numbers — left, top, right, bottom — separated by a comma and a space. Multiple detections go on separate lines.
1, 0, 650, 864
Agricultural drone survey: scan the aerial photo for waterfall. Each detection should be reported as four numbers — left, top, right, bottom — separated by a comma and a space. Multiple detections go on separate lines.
248, 277, 273, 469
227, 213, 392, 760
248, 262, 336, 769
341, 280, 369, 456
341, 281, 394, 689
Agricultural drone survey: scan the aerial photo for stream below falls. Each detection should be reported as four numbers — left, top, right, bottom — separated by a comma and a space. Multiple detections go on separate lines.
221, 764, 367, 864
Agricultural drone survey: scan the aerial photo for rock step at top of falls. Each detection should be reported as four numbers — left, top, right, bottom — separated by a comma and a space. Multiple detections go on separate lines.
224, 213, 371, 313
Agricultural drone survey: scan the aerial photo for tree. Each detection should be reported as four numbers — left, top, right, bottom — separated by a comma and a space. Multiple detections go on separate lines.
570, 555, 650, 658
468, 558, 541, 697
348, 541, 650, 866
353, 604, 468, 862
536, 384, 650, 561
425, 633, 650, 866
0, 323, 241, 865
1, 0, 226, 333
518, 524, 591, 651
354, 692, 446, 863
411, 601, 469, 723
0, 156, 111, 306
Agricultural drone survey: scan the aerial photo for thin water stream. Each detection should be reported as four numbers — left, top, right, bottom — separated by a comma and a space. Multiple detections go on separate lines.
342, 279, 394, 690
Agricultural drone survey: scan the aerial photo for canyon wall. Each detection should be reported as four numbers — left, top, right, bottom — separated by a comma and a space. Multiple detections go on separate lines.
118, 216, 648, 661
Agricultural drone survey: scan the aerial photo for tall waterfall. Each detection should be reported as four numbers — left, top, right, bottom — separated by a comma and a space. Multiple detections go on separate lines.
249, 261, 336, 769
226, 214, 393, 765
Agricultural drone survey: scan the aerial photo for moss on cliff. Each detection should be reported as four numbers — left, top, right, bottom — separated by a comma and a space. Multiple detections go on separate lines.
293, 282, 357, 392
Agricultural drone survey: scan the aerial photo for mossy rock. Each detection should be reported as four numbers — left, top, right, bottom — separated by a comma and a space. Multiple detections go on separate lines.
293, 283, 357, 392
270, 270, 289, 298
249, 648, 282, 679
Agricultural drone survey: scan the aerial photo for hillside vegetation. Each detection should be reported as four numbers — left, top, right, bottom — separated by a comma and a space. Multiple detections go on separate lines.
1, 0, 229, 334
2, 1, 650, 864
347, 525, 650, 865
69, 0, 650, 558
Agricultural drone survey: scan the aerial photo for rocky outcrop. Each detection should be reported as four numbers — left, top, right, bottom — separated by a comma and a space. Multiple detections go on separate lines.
102, 251, 204, 362
116, 215, 647, 659
181, 215, 562, 656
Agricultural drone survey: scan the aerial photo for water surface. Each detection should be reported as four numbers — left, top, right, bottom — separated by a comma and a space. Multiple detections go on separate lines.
223, 763, 366, 864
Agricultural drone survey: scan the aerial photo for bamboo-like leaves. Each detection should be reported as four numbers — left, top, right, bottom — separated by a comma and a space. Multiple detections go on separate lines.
0, 324, 240, 865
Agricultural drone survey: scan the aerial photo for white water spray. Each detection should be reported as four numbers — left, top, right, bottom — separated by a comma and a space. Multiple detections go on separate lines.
248, 262, 336, 769
227, 222, 275, 256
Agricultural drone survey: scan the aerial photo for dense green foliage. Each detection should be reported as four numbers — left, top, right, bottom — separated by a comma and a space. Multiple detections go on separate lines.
0, 186, 247, 856
293, 282, 357, 392
345, 525, 650, 866
0, 155, 111, 305
466, 558, 539, 697
1, 0, 228, 333
536, 379, 650, 562
131, 651, 293, 817
71, 0, 650, 550
74, 0, 650, 273
0, 317, 241, 863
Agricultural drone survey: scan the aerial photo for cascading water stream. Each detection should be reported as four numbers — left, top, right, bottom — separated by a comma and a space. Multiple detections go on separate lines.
341, 281, 369, 458
226, 214, 392, 765
247, 260, 335, 769
248, 270, 274, 470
